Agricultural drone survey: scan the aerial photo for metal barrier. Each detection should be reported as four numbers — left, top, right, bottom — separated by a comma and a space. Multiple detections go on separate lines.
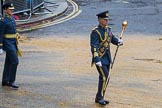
0, 0, 44, 21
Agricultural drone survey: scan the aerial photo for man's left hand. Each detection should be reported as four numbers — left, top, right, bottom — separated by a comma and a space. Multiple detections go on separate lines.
118, 39, 123, 46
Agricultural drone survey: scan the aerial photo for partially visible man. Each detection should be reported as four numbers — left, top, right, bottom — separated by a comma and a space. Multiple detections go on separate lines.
90, 11, 123, 105
0, 3, 19, 89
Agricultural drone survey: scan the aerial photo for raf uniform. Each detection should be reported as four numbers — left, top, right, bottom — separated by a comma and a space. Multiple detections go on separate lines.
0, 3, 19, 89
90, 11, 122, 105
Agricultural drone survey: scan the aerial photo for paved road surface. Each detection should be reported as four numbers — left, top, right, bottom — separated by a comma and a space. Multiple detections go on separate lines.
0, 0, 162, 108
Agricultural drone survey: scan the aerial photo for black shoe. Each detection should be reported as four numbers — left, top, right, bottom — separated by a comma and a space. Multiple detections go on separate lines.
2, 81, 9, 86
95, 99, 107, 106
9, 82, 19, 90
104, 99, 110, 104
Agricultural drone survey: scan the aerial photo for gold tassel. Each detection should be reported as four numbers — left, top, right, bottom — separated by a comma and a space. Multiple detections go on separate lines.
17, 48, 22, 57
16, 33, 22, 57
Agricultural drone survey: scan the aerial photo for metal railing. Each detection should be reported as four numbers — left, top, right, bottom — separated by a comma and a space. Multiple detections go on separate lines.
0, 0, 44, 22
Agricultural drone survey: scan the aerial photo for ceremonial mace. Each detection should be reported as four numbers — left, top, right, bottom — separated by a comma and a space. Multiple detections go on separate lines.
111, 20, 128, 69
103, 20, 128, 96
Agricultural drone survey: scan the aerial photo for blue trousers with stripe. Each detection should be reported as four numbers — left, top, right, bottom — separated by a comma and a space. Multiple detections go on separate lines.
95, 64, 110, 100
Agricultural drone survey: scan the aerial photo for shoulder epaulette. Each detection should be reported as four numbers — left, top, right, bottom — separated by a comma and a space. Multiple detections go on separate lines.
92, 26, 98, 31
91, 26, 107, 42
108, 25, 111, 28
106, 26, 111, 29
106, 26, 112, 32
0, 16, 4, 21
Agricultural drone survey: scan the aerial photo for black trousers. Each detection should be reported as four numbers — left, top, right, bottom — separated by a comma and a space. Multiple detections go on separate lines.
2, 51, 19, 83
95, 64, 110, 100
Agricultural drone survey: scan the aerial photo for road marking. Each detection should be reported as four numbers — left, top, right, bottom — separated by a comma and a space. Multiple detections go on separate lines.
17, 0, 82, 32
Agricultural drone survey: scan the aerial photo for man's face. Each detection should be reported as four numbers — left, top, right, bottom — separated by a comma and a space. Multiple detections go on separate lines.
98, 17, 109, 27
4, 8, 14, 16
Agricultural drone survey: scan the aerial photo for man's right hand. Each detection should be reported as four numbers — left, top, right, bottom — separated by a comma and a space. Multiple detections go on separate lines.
0, 49, 3, 55
96, 61, 102, 67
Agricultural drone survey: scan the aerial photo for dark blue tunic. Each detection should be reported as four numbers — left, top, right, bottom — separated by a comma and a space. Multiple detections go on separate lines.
0, 15, 17, 51
90, 25, 119, 65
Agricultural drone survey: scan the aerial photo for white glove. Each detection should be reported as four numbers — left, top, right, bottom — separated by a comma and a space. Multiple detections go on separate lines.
118, 39, 123, 46
96, 61, 102, 67
0, 49, 3, 55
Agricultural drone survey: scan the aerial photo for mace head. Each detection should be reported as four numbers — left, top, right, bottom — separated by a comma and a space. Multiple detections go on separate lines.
122, 20, 128, 30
